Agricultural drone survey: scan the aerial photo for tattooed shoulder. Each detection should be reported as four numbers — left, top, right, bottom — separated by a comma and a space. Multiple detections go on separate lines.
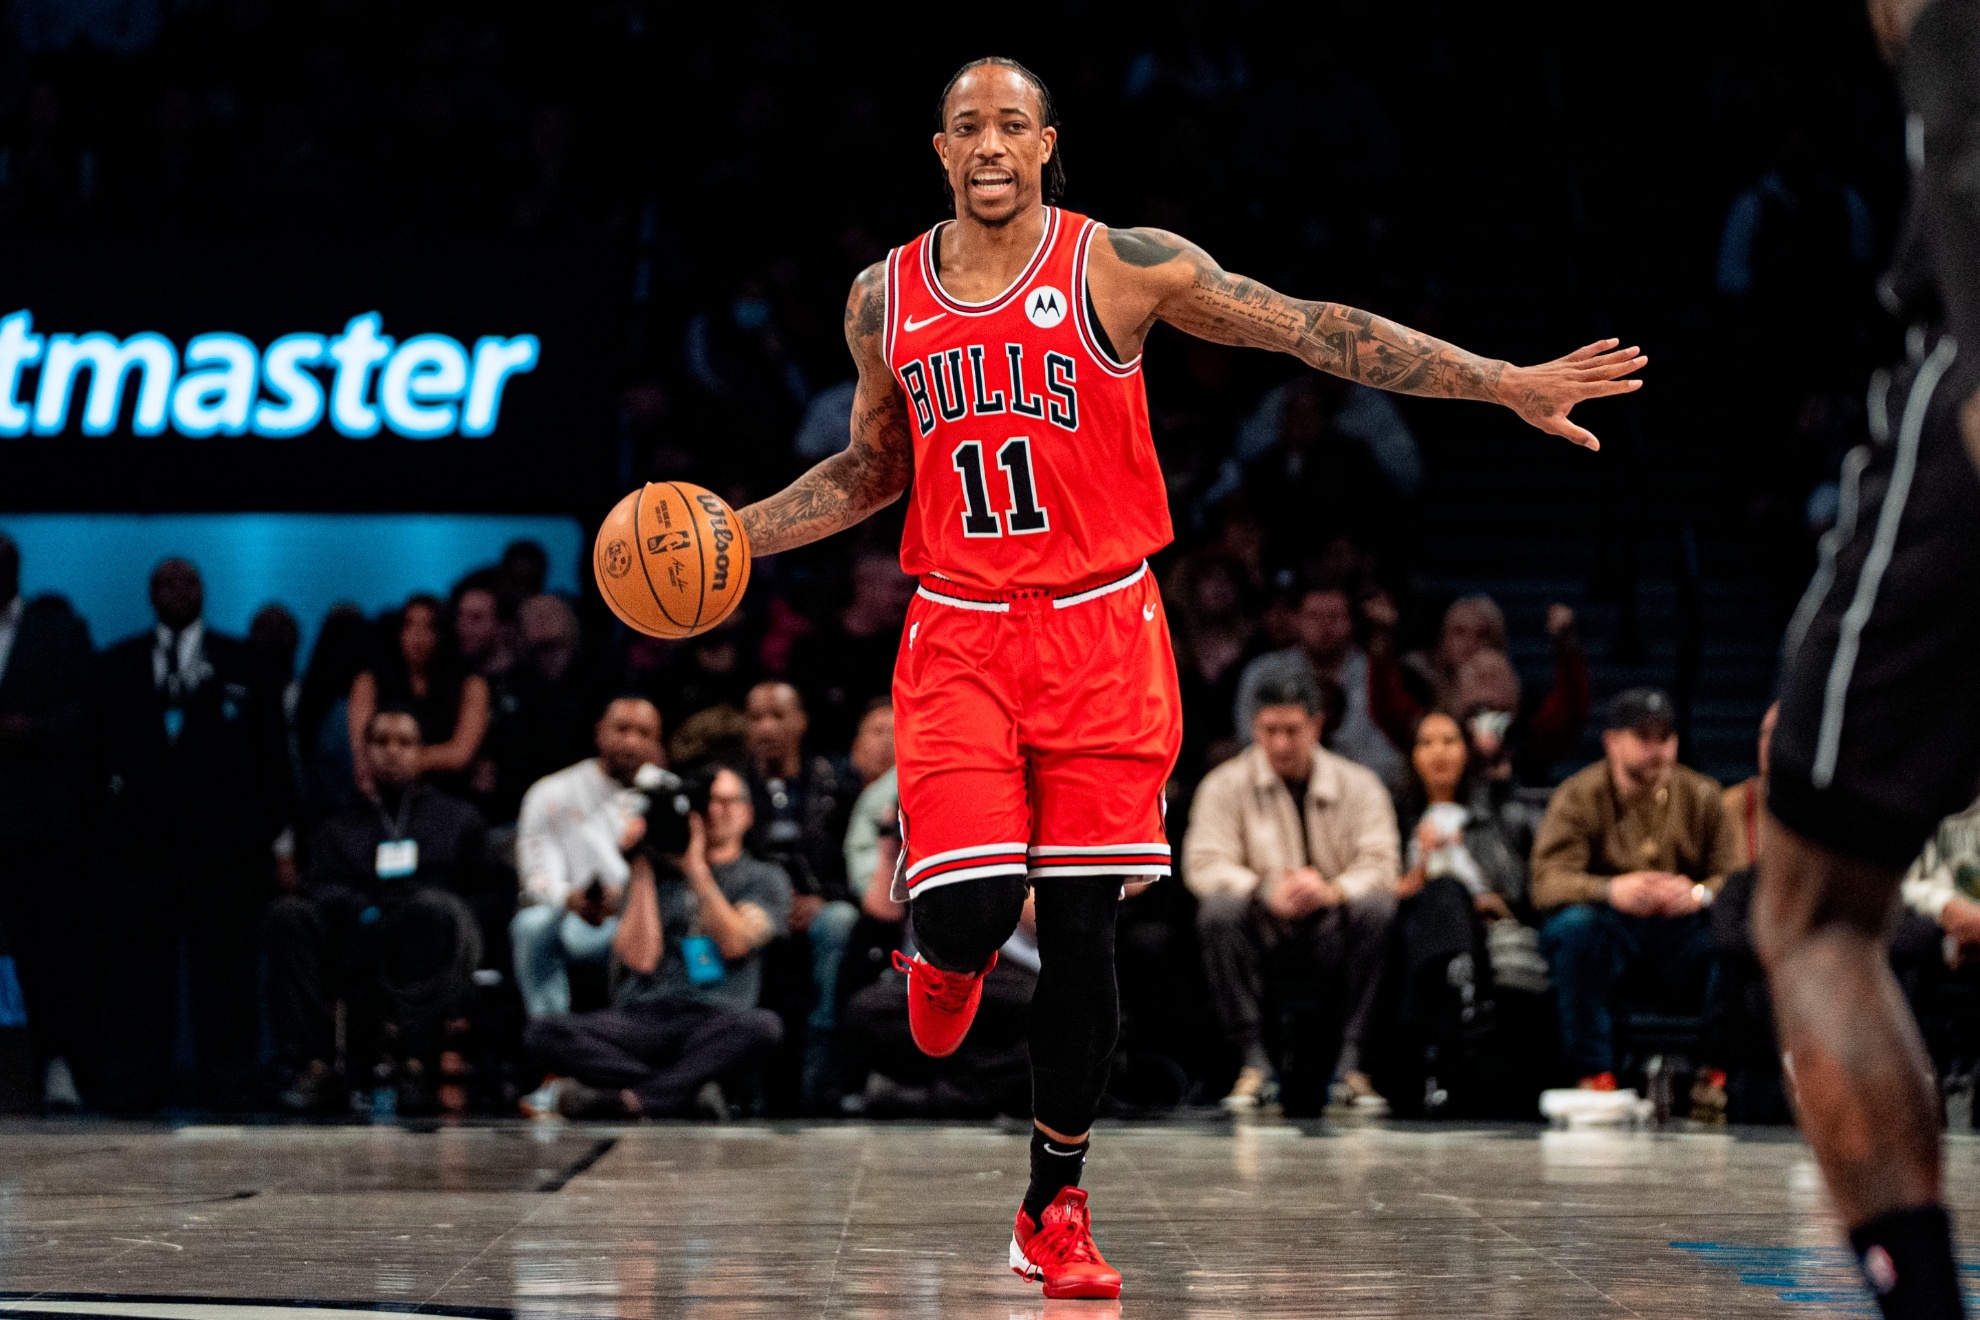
844, 262, 887, 343
1106, 227, 1191, 269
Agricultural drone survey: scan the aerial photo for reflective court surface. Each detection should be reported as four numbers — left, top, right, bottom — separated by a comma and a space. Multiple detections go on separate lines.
5, 1119, 1980, 1318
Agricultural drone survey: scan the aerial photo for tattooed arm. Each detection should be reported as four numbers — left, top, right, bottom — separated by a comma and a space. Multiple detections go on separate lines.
1088, 226, 1647, 450
737, 263, 914, 556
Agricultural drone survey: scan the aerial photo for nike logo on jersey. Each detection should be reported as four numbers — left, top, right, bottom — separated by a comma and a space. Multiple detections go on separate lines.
903, 312, 948, 332
1143, 602, 1157, 622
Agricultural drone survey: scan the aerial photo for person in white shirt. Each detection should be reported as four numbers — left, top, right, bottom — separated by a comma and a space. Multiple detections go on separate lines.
510, 696, 664, 1016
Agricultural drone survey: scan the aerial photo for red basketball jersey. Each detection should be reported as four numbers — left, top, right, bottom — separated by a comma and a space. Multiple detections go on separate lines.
884, 208, 1173, 591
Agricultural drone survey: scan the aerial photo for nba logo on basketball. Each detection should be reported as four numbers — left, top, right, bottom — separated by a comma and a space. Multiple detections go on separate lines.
1025, 286, 1066, 328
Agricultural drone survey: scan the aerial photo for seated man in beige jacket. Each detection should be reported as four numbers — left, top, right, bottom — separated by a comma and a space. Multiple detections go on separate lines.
1183, 674, 1401, 1111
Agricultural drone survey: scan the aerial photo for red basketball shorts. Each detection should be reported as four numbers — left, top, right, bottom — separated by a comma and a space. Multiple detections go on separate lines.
891, 561, 1182, 897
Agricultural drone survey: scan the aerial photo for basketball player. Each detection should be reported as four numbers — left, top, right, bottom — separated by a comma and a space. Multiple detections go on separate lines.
1752, 2, 1980, 1316
735, 57, 1645, 1299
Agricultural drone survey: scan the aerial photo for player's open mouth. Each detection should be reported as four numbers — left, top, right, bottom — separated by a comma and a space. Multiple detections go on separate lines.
969, 171, 1015, 196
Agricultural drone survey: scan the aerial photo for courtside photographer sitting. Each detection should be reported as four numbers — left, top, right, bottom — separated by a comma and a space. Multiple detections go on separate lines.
522, 765, 790, 1120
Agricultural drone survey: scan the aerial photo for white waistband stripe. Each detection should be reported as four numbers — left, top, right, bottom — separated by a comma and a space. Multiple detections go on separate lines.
916, 586, 1009, 613
1052, 561, 1148, 609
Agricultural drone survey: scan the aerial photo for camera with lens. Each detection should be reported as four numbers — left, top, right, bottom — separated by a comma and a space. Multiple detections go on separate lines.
633, 763, 715, 861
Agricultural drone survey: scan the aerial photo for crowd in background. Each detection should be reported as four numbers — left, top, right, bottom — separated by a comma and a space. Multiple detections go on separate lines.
6, 520, 1980, 1126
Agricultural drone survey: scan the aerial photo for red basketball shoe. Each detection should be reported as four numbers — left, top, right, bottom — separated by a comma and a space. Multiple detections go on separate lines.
1010, 1187, 1122, 1300
892, 950, 996, 1057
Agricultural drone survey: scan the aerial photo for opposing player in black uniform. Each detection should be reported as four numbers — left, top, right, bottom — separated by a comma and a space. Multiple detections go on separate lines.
1756, 2, 1980, 1316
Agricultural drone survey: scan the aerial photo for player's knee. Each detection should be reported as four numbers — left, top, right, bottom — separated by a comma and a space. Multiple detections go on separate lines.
911, 875, 1027, 973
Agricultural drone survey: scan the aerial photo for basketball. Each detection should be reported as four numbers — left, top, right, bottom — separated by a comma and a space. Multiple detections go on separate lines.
593, 481, 752, 639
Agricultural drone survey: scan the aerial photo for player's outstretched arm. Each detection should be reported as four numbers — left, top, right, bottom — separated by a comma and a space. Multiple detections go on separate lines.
737, 264, 914, 556
1096, 227, 1646, 451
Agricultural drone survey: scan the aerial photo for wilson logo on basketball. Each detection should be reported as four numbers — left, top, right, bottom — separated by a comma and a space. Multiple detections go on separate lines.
1025, 286, 1067, 329
697, 492, 737, 592
602, 539, 633, 578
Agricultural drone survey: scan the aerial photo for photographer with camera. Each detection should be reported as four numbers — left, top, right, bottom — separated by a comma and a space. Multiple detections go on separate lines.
510, 697, 664, 1018
521, 764, 790, 1120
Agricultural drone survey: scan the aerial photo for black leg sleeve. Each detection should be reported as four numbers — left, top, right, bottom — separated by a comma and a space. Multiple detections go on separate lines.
910, 875, 1028, 973
1029, 875, 1121, 1136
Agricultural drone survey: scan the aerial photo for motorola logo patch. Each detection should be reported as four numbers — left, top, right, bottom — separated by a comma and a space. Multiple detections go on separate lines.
1025, 287, 1067, 329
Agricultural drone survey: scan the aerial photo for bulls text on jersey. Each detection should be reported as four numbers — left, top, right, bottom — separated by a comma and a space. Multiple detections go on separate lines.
898, 344, 1079, 436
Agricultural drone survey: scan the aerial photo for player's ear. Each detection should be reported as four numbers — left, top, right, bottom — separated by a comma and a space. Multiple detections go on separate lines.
932, 132, 947, 165
1040, 125, 1055, 164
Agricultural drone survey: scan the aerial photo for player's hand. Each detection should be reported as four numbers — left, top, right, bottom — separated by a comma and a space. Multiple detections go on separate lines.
1497, 339, 1647, 451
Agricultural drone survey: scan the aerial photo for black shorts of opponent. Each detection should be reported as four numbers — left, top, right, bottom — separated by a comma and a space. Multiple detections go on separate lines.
1768, 337, 1980, 868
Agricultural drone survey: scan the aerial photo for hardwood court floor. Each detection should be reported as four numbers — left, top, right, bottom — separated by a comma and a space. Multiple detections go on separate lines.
4, 1117, 1978, 1318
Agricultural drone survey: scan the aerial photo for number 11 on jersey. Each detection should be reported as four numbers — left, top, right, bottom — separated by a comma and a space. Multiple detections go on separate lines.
953, 438, 1051, 538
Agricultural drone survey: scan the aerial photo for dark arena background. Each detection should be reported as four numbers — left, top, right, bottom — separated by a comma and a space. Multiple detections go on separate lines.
2, 0, 1973, 1316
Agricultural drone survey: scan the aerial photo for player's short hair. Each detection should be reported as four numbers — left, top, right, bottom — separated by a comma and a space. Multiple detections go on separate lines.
936, 56, 1067, 205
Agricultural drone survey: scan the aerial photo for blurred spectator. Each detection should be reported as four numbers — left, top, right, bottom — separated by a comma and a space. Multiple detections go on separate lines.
250, 604, 304, 887
840, 889, 1038, 1120
348, 595, 491, 799
643, 612, 759, 737
841, 700, 898, 898
1166, 552, 1258, 785
264, 706, 494, 1114
522, 766, 790, 1119
449, 570, 513, 679
91, 557, 290, 1110
743, 681, 858, 1108
792, 379, 856, 461
294, 604, 370, 823
1205, 375, 1422, 557
511, 696, 663, 1017
481, 595, 599, 823
1901, 800, 1980, 959
496, 540, 549, 621
1374, 711, 1549, 1115
1184, 674, 1400, 1114
1367, 595, 1591, 784
787, 550, 913, 756
0, 533, 92, 1110
1722, 702, 1779, 871
1532, 689, 1738, 1090
1234, 584, 1402, 784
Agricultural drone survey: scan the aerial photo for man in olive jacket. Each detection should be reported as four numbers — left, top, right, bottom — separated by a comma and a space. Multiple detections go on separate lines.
1532, 688, 1740, 1087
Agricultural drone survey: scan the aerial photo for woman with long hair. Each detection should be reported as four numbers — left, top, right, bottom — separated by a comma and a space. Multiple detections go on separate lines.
1377, 710, 1549, 1115
347, 594, 490, 796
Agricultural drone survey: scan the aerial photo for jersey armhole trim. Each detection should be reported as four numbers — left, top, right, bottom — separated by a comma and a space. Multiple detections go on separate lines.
883, 245, 903, 364
1074, 222, 1143, 378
